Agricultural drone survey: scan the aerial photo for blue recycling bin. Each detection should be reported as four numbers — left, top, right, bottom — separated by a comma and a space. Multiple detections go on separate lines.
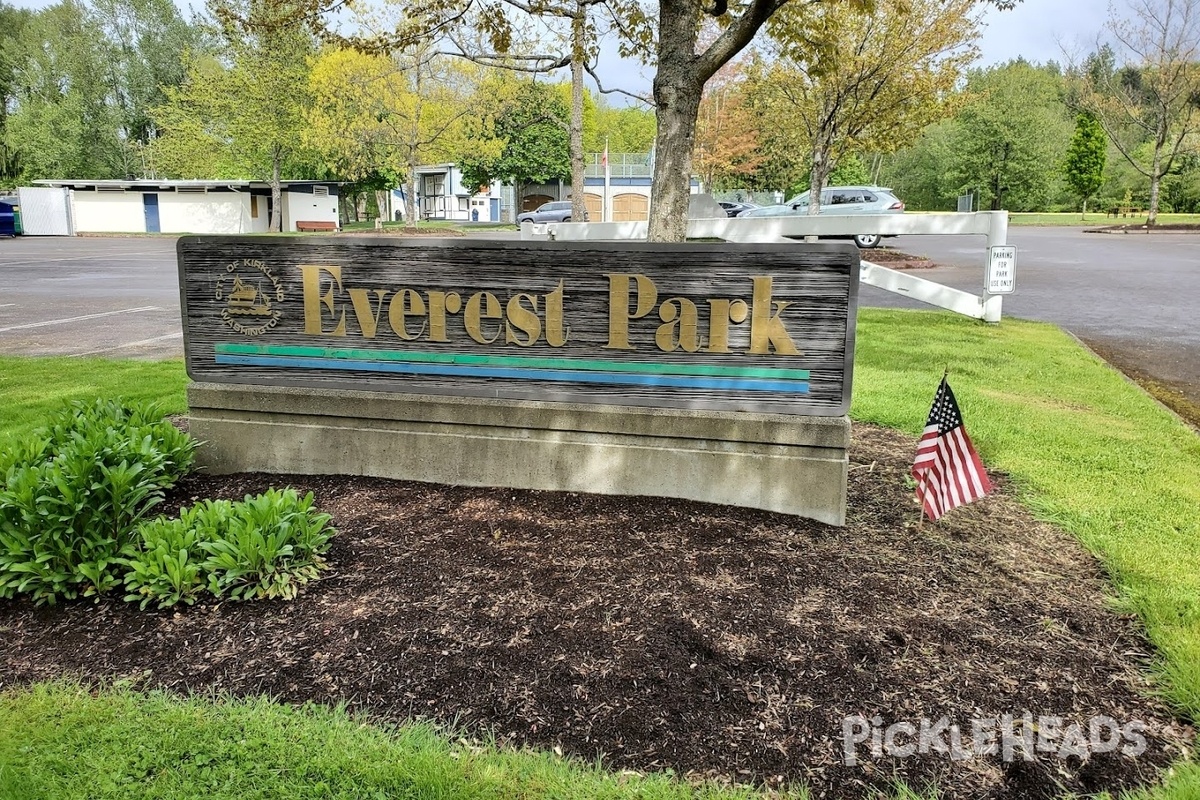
0, 201, 16, 237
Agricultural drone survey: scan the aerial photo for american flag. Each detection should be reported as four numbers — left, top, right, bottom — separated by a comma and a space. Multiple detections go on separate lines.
912, 377, 992, 521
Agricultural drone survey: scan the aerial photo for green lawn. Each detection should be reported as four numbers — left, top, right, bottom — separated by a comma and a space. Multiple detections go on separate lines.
0, 355, 186, 446
1008, 211, 1200, 226
2, 309, 1199, 798
0, 684, 775, 800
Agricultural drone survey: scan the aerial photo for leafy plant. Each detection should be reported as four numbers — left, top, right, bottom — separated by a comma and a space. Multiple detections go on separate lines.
199, 489, 334, 602
122, 511, 211, 610
0, 399, 195, 604
122, 488, 336, 608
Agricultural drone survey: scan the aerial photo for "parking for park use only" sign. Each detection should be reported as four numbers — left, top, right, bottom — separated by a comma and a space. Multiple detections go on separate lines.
986, 245, 1017, 295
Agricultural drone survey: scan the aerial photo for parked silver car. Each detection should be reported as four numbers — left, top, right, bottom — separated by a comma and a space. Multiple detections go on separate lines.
517, 201, 587, 224
740, 185, 905, 248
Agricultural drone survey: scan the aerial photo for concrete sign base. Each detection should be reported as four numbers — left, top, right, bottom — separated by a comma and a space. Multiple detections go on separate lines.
188, 382, 850, 526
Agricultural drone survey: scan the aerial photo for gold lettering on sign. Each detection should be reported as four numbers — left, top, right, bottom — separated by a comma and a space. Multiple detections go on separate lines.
300, 264, 346, 336
464, 291, 502, 344
748, 276, 800, 355
605, 273, 657, 350
426, 291, 462, 342
505, 293, 541, 346
544, 280, 570, 346
705, 299, 749, 353
347, 288, 389, 339
388, 288, 427, 341
656, 297, 701, 353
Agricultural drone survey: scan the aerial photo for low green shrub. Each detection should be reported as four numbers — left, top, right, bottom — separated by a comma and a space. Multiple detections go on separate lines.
121, 512, 210, 610
199, 488, 334, 601
123, 488, 335, 608
0, 400, 195, 604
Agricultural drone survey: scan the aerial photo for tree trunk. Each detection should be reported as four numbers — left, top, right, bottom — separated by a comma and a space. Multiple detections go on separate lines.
375, 189, 390, 224
807, 139, 832, 216
569, 2, 587, 222
647, 0, 704, 242
405, 155, 419, 233
1148, 146, 1163, 226
804, 139, 832, 242
647, 83, 703, 241
270, 147, 282, 233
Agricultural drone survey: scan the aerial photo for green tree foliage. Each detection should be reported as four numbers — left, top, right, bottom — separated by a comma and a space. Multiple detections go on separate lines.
3, 0, 127, 181
1, 0, 203, 182
90, 0, 207, 152
1078, 0, 1200, 223
0, 2, 34, 183
752, 0, 980, 213
1064, 112, 1107, 214
151, 0, 318, 230
307, 44, 481, 228
950, 60, 1073, 210
585, 99, 656, 154
457, 79, 570, 193
880, 120, 961, 210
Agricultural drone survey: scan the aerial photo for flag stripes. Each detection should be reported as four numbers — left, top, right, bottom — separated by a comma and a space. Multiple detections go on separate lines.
911, 377, 991, 521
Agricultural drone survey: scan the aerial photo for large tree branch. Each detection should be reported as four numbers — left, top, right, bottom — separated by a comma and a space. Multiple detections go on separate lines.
696, 0, 793, 83
583, 61, 652, 104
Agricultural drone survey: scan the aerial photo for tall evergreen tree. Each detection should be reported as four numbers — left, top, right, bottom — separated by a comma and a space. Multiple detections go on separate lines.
1064, 112, 1107, 216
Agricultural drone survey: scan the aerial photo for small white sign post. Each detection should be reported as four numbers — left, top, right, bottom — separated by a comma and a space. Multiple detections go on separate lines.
986, 245, 1017, 295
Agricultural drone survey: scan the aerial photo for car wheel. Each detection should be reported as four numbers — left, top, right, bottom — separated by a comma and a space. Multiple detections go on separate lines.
854, 233, 881, 249
563, 216, 572, 222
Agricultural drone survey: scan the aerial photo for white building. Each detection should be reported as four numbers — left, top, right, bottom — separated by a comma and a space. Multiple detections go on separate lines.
28, 179, 341, 235
402, 164, 504, 223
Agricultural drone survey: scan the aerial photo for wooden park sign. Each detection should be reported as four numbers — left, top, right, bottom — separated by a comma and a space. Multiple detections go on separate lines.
179, 237, 859, 416
181, 237, 859, 525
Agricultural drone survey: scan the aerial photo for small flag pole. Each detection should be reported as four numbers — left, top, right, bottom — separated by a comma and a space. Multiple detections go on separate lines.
603, 137, 611, 223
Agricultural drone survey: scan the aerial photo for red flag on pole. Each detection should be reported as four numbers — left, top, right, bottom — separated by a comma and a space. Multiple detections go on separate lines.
912, 376, 992, 521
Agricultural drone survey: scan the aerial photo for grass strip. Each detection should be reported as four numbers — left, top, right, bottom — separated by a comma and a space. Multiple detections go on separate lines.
1007, 212, 1200, 226
0, 682, 780, 800
0, 355, 187, 446
852, 309, 1200, 719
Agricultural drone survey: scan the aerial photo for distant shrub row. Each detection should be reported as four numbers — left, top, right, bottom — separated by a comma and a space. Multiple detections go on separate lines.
0, 400, 335, 608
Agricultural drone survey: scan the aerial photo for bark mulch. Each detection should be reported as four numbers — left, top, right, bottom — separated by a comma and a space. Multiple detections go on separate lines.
0, 424, 1190, 799
862, 247, 937, 270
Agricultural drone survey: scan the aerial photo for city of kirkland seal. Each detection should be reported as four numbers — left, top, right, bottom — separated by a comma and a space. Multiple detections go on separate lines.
215, 259, 284, 336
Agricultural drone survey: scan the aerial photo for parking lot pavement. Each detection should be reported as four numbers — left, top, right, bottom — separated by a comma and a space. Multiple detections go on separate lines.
0, 236, 184, 359
865, 227, 1200, 415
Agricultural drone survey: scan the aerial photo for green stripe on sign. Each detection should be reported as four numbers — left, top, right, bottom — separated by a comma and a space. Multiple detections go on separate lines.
215, 343, 811, 381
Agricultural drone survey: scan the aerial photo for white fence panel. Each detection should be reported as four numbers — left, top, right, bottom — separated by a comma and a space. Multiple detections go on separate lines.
521, 212, 1009, 323
16, 187, 74, 236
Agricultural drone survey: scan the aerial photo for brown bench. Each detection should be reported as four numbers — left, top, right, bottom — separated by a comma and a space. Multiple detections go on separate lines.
296, 220, 337, 232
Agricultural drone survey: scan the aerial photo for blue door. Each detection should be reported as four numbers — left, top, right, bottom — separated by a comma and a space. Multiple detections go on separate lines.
490, 197, 500, 221
143, 193, 160, 233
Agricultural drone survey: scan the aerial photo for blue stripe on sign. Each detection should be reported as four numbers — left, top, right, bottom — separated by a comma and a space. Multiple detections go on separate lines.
215, 354, 810, 394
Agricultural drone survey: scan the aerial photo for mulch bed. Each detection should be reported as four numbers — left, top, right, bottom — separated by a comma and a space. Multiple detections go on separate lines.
863, 248, 936, 270
0, 424, 1190, 799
